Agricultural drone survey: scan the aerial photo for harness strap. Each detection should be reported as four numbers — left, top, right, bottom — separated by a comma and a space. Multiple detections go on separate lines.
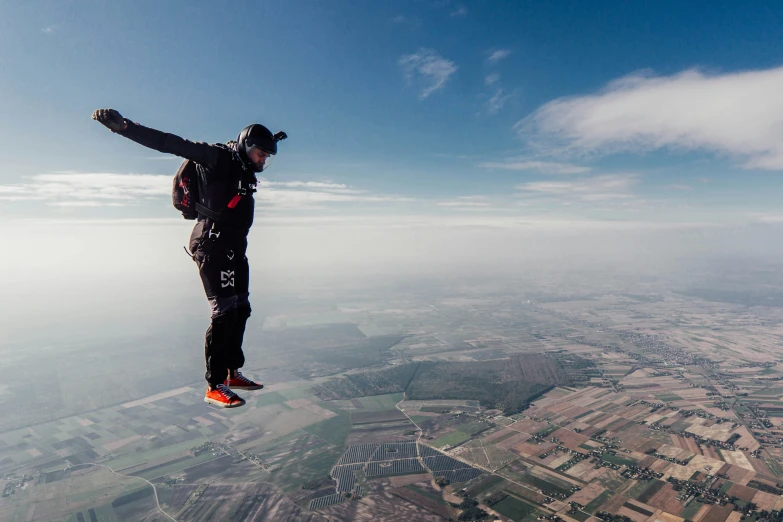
195, 202, 223, 221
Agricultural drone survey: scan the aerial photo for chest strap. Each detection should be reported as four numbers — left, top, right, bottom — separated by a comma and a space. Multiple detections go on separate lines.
195, 202, 223, 221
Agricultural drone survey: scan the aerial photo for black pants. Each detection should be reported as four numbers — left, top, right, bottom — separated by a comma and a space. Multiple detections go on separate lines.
190, 222, 251, 388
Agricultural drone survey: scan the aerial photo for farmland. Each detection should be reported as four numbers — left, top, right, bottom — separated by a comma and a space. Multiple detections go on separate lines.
7, 273, 783, 520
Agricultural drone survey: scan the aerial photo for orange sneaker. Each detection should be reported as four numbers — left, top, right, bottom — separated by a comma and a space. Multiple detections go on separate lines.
204, 384, 246, 408
225, 372, 264, 390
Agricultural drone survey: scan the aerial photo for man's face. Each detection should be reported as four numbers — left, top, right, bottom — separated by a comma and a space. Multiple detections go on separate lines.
249, 147, 271, 169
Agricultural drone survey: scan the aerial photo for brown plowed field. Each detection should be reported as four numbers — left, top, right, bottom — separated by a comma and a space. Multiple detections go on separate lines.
639, 481, 683, 516
320, 489, 446, 521
726, 482, 756, 501
699, 504, 734, 522
390, 485, 455, 519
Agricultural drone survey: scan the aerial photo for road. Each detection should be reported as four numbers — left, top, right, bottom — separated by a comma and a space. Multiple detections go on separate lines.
79, 463, 178, 522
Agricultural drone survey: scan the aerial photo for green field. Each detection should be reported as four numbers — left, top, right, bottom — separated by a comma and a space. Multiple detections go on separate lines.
355, 393, 404, 411
465, 474, 507, 498
584, 490, 612, 513
277, 386, 314, 401
421, 406, 454, 413
764, 457, 783, 477
108, 437, 208, 472
600, 453, 636, 467
625, 479, 653, 499
681, 499, 707, 520
458, 420, 492, 436
492, 495, 535, 521
253, 391, 290, 408
302, 413, 352, 447
431, 430, 471, 448
518, 475, 572, 497
133, 452, 219, 481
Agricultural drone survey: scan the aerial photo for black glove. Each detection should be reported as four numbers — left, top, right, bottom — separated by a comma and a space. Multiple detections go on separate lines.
92, 108, 128, 133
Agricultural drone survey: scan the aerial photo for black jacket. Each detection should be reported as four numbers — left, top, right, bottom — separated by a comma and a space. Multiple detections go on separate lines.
119, 121, 256, 235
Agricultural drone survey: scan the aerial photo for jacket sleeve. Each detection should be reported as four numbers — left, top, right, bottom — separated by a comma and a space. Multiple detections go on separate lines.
117, 121, 220, 168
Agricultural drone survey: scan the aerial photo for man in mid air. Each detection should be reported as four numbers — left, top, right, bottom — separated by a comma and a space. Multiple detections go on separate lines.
93, 108, 286, 408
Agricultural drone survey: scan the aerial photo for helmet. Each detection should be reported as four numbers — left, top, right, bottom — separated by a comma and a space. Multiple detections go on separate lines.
237, 124, 287, 172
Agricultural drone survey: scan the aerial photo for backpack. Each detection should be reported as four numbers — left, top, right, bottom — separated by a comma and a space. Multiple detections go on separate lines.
172, 159, 199, 219
171, 145, 252, 222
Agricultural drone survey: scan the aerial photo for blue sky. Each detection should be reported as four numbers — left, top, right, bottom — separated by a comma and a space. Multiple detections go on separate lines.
2, 0, 783, 227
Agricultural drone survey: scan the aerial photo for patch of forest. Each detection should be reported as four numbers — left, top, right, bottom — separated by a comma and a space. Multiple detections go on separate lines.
406, 356, 562, 415
311, 354, 571, 415
309, 363, 421, 400
288, 335, 407, 378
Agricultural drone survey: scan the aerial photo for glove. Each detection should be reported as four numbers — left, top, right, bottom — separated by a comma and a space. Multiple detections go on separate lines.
92, 108, 128, 133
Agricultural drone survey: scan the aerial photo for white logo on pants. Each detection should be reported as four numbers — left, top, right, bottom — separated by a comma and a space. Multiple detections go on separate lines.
221, 270, 235, 288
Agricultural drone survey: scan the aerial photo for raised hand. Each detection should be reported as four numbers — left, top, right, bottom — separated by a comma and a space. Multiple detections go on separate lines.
91, 108, 128, 133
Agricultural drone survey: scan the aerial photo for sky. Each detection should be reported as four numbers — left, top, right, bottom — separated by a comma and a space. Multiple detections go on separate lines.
3, 1, 783, 343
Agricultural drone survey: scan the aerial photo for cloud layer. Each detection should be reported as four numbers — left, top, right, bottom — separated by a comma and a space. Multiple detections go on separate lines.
0, 173, 169, 206
516, 174, 639, 202
479, 160, 591, 174
518, 66, 783, 170
0, 173, 411, 209
399, 48, 457, 99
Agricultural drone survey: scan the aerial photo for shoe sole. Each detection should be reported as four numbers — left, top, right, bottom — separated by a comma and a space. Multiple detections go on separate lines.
204, 397, 246, 408
227, 385, 264, 390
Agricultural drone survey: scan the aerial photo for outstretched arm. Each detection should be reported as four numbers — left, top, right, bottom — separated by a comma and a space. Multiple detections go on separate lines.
92, 109, 220, 168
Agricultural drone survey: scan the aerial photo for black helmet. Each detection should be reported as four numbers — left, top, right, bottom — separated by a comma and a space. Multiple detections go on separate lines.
237, 124, 287, 172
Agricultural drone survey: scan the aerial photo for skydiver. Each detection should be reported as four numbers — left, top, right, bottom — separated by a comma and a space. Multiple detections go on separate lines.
93, 108, 286, 408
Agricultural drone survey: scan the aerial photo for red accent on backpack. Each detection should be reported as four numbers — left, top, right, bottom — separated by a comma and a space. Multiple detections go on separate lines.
172, 160, 199, 220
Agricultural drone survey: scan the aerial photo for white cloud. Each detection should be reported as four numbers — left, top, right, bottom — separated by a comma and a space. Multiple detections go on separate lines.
751, 213, 783, 224
256, 179, 412, 208
518, 66, 783, 170
0, 173, 409, 210
436, 196, 491, 208
485, 73, 500, 87
487, 49, 511, 64
0, 173, 170, 206
0, 186, 32, 194
515, 174, 639, 202
399, 48, 458, 99
256, 189, 413, 208
478, 160, 592, 175
258, 180, 364, 194
10, 212, 724, 232
486, 88, 512, 114
0, 195, 46, 202
41, 26, 55, 34
50, 201, 129, 207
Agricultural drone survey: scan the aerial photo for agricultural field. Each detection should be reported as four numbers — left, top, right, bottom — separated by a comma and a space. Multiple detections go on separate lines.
9, 276, 783, 520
